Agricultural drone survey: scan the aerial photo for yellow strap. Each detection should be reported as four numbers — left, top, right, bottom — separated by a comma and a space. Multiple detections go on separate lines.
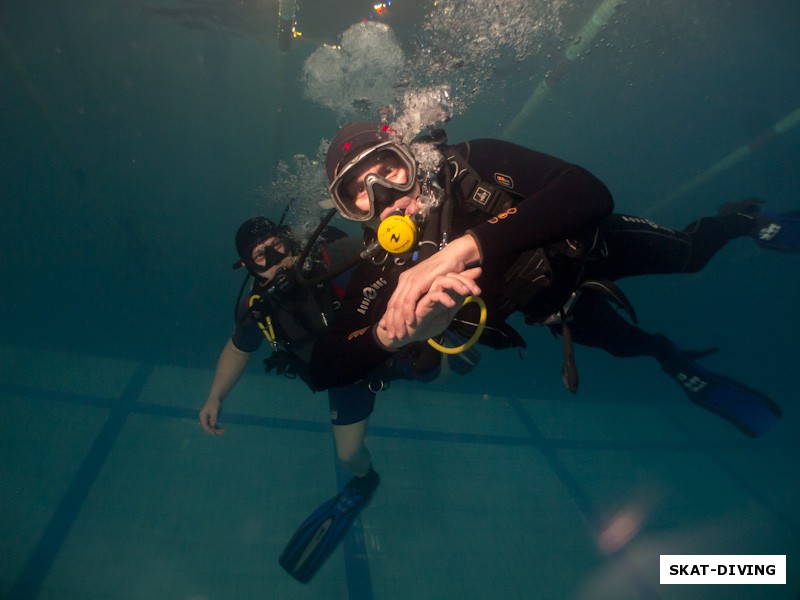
249, 295, 276, 343
427, 295, 487, 355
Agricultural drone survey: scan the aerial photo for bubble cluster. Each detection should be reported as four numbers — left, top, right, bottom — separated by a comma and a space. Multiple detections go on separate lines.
390, 86, 455, 142
411, 0, 567, 110
302, 22, 405, 120
420, 0, 545, 63
302, 0, 566, 130
410, 141, 445, 179
261, 143, 330, 240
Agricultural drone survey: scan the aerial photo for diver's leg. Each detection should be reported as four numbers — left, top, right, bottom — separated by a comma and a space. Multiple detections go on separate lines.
564, 289, 673, 359
564, 291, 780, 437
280, 386, 379, 583
678, 209, 756, 271
333, 419, 372, 477
328, 384, 376, 477
720, 197, 800, 252
589, 210, 755, 281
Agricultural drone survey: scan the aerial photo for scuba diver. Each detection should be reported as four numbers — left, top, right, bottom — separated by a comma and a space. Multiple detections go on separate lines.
199, 214, 482, 583
199, 216, 361, 428
307, 120, 796, 438
198, 216, 382, 583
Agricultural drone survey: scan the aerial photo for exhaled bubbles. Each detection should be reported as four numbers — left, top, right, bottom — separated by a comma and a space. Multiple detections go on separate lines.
391, 86, 456, 142
302, 0, 566, 129
262, 143, 331, 242
301, 21, 455, 145
412, 0, 567, 108
410, 141, 445, 181
302, 22, 405, 121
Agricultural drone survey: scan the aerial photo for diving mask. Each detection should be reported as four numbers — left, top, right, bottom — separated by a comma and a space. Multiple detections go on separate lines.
328, 141, 418, 222
251, 241, 287, 273
234, 222, 292, 277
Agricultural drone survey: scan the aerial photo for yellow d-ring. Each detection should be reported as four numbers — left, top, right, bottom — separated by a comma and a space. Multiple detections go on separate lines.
249, 294, 276, 344
427, 295, 487, 355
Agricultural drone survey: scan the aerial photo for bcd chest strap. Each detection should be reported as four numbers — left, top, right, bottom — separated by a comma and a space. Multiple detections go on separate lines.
445, 146, 523, 216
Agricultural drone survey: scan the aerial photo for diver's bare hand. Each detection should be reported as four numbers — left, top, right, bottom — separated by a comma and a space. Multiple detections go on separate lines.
375, 270, 481, 348
380, 235, 481, 339
199, 398, 225, 435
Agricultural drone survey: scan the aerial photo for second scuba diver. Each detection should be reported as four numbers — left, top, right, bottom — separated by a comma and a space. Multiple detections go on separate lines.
199, 214, 480, 583
198, 217, 382, 583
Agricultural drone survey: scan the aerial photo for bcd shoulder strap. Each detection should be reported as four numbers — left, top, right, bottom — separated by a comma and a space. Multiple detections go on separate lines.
444, 144, 524, 216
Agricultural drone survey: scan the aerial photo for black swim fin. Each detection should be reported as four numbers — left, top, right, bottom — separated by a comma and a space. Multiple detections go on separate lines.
279, 469, 379, 583
667, 352, 782, 437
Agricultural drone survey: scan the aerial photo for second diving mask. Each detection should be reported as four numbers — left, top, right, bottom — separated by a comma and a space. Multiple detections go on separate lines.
251, 243, 286, 273
328, 141, 418, 222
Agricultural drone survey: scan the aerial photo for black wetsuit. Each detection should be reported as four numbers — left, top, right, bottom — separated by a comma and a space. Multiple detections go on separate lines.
232, 231, 379, 425
309, 139, 755, 391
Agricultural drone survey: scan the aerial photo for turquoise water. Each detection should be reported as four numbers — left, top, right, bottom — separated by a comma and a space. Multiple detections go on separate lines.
1, 1, 798, 598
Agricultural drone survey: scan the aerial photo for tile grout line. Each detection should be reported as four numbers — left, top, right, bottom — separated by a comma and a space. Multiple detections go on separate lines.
334, 455, 375, 600
655, 402, 800, 540
6, 364, 153, 600
2, 374, 796, 597
508, 397, 661, 600
4, 381, 794, 452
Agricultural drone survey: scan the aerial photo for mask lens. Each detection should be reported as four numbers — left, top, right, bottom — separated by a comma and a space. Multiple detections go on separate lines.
252, 240, 284, 272
330, 143, 416, 221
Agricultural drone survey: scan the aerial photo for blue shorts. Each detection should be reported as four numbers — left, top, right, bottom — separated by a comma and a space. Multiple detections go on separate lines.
327, 383, 376, 426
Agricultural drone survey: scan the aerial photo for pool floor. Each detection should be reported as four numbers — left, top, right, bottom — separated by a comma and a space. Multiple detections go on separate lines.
1, 345, 797, 599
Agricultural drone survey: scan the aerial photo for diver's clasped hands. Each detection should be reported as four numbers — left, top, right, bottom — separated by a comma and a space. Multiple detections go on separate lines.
378, 234, 483, 342
374, 267, 482, 349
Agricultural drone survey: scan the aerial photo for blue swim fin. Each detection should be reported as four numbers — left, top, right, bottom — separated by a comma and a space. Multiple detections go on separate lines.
279, 469, 379, 583
755, 210, 800, 252
672, 359, 782, 437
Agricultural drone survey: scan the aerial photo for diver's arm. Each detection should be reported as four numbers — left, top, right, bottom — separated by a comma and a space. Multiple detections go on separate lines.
468, 164, 613, 261
454, 139, 614, 260
308, 261, 399, 390
310, 269, 481, 389
199, 339, 251, 434
309, 326, 393, 390
382, 146, 613, 335
376, 268, 481, 345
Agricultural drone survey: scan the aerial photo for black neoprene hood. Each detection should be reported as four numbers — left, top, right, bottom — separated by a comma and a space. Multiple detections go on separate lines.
234, 216, 279, 274
325, 121, 395, 183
